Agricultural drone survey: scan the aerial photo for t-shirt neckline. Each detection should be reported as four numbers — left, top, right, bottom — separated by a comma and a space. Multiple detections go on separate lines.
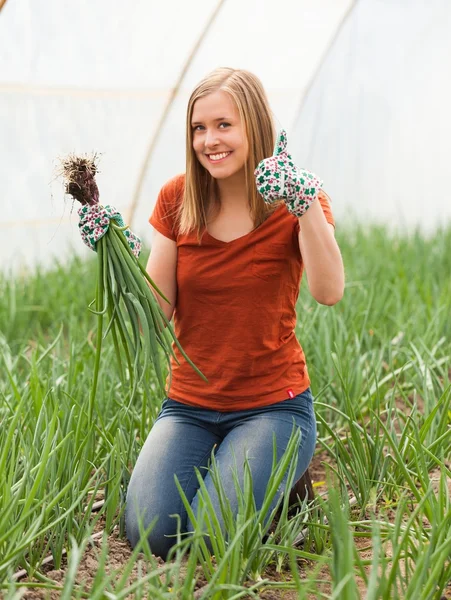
203, 204, 285, 246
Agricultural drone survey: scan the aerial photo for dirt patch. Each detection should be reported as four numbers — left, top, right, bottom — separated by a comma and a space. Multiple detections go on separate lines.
308, 450, 333, 493
428, 462, 451, 496
21, 532, 138, 599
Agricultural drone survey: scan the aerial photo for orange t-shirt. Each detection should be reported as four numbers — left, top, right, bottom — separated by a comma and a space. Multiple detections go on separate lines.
149, 174, 334, 411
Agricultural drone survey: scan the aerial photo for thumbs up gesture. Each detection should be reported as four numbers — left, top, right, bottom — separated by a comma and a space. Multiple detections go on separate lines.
254, 129, 323, 218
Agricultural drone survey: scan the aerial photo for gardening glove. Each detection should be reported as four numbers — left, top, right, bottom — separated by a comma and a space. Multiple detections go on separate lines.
78, 204, 142, 258
254, 129, 323, 218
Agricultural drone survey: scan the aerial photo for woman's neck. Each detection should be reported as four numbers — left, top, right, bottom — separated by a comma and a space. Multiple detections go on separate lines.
216, 169, 249, 210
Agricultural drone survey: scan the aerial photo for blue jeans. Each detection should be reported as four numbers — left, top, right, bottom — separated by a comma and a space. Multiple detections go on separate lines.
125, 388, 316, 559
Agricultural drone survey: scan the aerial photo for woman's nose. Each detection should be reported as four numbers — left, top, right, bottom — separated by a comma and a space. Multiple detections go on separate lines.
204, 129, 219, 148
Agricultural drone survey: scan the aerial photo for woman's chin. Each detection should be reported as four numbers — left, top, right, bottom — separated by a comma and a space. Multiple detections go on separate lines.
208, 167, 244, 182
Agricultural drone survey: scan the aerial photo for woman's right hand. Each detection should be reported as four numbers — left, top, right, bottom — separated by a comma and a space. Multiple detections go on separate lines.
78, 204, 142, 257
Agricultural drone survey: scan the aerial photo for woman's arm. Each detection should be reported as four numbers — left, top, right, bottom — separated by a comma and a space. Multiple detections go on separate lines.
146, 229, 178, 321
297, 199, 344, 306
254, 129, 344, 305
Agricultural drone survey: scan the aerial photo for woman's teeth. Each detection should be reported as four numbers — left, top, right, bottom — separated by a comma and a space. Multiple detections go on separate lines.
209, 152, 231, 161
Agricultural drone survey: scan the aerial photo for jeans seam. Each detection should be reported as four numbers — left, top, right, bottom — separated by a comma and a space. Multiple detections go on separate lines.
178, 446, 218, 523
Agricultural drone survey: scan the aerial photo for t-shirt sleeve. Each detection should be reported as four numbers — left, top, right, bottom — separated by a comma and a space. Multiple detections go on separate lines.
149, 174, 184, 241
318, 190, 335, 228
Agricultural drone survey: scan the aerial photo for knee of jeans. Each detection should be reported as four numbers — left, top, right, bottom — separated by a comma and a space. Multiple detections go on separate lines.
125, 501, 149, 550
125, 503, 177, 560
186, 514, 214, 556
187, 495, 223, 556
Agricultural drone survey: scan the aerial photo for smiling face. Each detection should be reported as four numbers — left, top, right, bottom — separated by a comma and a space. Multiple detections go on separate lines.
191, 90, 248, 181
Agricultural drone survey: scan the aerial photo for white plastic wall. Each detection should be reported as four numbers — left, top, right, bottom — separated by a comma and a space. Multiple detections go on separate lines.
1, 0, 450, 273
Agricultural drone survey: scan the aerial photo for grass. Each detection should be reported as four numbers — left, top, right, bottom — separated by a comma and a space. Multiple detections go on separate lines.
0, 225, 450, 599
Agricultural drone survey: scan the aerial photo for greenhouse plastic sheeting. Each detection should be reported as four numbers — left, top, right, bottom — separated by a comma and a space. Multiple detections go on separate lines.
1, 0, 450, 272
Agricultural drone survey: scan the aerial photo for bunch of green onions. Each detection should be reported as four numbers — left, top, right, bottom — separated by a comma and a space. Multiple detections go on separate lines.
59, 155, 206, 417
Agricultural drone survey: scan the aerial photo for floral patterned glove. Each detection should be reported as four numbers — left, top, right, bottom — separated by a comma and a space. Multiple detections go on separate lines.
78, 204, 142, 258
254, 129, 323, 218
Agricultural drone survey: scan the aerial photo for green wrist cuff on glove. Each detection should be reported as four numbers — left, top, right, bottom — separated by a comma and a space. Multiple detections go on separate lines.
78, 204, 142, 258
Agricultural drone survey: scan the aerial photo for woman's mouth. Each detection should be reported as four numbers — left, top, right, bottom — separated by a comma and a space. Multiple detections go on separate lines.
206, 151, 232, 163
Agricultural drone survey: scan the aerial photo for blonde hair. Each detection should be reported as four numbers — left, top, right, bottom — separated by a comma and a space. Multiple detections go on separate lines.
178, 67, 278, 238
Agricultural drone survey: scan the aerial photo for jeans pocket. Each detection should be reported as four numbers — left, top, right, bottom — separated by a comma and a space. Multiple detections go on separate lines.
155, 398, 170, 421
293, 387, 313, 403
289, 389, 315, 427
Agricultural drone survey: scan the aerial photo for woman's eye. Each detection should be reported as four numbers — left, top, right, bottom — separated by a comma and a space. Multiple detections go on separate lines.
193, 125, 204, 131
219, 122, 231, 129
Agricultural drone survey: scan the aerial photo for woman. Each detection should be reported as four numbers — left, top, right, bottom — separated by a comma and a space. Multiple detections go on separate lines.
125, 67, 344, 559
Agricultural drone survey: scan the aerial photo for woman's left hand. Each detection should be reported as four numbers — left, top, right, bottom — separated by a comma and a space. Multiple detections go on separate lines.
254, 129, 323, 218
